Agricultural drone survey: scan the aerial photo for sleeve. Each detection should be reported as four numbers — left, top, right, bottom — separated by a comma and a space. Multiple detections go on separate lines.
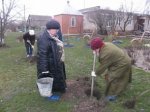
37, 38, 49, 74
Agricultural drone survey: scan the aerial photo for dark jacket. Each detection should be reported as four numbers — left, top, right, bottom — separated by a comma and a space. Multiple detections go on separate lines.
37, 30, 66, 91
23, 32, 35, 45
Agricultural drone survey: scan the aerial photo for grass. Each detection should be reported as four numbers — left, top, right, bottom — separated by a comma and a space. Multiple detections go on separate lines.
0, 32, 150, 112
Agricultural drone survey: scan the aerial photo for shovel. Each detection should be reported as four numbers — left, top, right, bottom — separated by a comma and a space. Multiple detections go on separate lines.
91, 52, 97, 97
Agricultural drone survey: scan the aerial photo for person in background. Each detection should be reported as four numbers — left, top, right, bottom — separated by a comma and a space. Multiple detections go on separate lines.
37, 19, 66, 93
90, 37, 132, 101
23, 30, 36, 57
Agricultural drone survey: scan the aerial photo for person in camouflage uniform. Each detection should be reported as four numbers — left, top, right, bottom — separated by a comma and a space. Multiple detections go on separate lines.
90, 37, 132, 101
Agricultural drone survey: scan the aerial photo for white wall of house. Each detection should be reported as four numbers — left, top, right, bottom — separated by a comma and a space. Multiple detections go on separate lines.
144, 17, 150, 31
83, 15, 97, 31
80, 6, 150, 32
125, 20, 135, 31
115, 15, 135, 31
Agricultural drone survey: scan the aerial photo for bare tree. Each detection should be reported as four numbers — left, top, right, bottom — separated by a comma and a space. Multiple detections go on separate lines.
86, 8, 115, 35
87, 1, 135, 33
0, 0, 21, 46
143, 0, 150, 15
143, 0, 150, 31
86, 7, 121, 35
116, 1, 134, 32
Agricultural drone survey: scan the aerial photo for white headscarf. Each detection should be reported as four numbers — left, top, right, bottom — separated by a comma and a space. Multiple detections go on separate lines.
29, 30, 35, 36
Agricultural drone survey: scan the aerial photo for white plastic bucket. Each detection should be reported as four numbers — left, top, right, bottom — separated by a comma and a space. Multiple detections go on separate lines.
37, 77, 53, 97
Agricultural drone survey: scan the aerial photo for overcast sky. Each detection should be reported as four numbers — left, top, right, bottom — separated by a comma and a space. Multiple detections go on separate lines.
2, 0, 149, 19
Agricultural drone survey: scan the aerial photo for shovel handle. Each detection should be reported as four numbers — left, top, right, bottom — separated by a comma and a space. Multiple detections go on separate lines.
91, 53, 96, 97
93, 53, 96, 71
91, 76, 94, 97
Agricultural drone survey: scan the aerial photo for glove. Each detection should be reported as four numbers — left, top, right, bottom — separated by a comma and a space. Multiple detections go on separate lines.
27, 40, 30, 43
93, 51, 96, 55
91, 71, 96, 77
31, 45, 34, 49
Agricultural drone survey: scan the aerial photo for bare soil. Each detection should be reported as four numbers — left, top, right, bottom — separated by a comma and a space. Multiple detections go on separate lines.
123, 98, 136, 109
28, 56, 37, 64
61, 77, 108, 112
62, 77, 139, 111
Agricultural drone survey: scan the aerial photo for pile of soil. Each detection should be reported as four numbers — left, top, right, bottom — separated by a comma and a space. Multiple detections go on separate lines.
61, 77, 107, 112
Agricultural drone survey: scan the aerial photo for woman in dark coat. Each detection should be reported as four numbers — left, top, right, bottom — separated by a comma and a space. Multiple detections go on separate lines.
37, 19, 66, 93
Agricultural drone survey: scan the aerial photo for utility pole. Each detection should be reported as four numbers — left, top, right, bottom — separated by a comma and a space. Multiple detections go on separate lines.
83, 0, 85, 8
0, 0, 5, 44
0, 12, 2, 44
2, 0, 4, 20
24, 5, 26, 32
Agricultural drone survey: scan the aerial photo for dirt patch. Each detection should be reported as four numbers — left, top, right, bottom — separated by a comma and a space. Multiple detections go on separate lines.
73, 98, 107, 112
123, 98, 136, 109
85, 88, 101, 100
28, 56, 37, 64
61, 77, 107, 112
21, 56, 37, 64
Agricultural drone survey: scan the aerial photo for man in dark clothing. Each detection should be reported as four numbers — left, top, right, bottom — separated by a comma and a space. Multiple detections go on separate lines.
23, 30, 36, 57
37, 19, 66, 93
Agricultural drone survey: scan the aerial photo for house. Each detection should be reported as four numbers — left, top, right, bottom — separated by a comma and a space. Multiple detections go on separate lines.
27, 15, 52, 30
54, 1, 83, 36
136, 15, 150, 31
79, 6, 100, 33
79, 6, 150, 34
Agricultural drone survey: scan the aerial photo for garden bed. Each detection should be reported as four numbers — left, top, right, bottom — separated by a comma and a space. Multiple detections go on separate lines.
61, 77, 107, 112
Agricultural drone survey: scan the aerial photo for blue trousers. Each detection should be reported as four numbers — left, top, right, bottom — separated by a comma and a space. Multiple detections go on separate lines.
25, 43, 33, 56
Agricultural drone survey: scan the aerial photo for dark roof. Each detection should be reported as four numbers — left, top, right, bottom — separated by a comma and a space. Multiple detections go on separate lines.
27, 15, 52, 28
28, 15, 52, 21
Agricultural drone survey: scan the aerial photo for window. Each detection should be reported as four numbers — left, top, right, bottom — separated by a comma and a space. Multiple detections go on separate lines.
107, 20, 111, 27
70, 16, 76, 27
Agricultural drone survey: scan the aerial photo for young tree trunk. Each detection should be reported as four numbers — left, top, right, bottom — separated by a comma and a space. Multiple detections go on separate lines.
0, 27, 5, 46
